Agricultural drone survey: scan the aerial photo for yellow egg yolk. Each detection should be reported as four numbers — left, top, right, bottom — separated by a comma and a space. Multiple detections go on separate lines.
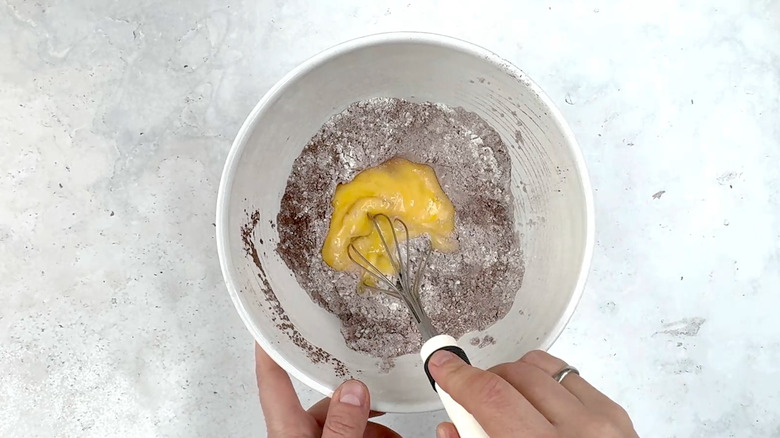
321, 157, 457, 281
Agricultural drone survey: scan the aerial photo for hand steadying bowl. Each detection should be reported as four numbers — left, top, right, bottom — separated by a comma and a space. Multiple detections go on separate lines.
216, 32, 594, 413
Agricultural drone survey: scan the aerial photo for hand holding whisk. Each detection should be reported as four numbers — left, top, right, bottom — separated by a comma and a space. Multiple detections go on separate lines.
347, 213, 489, 438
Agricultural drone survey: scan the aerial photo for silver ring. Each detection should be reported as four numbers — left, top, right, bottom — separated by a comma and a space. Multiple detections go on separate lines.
553, 365, 579, 383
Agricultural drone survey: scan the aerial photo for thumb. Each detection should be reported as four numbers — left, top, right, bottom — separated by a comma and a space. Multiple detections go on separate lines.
321, 380, 370, 438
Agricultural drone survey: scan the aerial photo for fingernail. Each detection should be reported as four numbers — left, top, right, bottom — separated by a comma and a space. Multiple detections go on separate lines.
436, 424, 448, 438
339, 380, 366, 407
430, 350, 457, 367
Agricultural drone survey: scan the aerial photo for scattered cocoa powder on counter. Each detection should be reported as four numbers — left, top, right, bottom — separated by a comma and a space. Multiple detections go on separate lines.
276, 98, 524, 360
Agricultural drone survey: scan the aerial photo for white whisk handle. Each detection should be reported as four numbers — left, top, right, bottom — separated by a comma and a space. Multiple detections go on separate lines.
421, 335, 490, 438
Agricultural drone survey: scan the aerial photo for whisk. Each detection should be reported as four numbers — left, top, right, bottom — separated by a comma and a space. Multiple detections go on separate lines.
348, 214, 489, 438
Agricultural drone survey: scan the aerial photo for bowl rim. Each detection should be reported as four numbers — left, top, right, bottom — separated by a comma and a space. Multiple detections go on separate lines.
216, 31, 595, 413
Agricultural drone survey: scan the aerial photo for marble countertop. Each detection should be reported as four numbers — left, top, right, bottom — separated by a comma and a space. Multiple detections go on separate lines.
2, 0, 779, 436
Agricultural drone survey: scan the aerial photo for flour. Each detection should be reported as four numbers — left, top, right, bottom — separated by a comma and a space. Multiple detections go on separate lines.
276, 98, 524, 360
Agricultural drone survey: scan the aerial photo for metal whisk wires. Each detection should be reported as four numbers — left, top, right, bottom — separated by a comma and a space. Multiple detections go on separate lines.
347, 214, 436, 340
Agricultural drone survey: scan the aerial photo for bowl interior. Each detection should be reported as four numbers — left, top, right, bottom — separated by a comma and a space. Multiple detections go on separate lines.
217, 34, 592, 413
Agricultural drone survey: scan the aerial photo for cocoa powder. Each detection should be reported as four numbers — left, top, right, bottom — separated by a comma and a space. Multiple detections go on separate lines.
276, 98, 524, 360
241, 210, 349, 377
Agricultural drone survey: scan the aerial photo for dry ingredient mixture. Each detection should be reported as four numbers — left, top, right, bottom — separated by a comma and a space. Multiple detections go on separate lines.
276, 98, 524, 359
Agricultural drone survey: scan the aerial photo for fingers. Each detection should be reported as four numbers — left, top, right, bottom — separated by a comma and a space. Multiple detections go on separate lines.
255, 344, 398, 438
307, 398, 385, 424
255, 343, 308, 433
321, 380, 371, 438
427, 350, 554, 437
519, 350, 615, 409
520, 350, 639, 434
309, 398, 398, 438
363, 423, 404, 438
307, 397, 330, 424
436, 422, 459, 438
489, 360, 586, 425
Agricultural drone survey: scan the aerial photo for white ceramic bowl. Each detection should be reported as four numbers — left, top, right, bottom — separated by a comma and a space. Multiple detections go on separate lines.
216, 32, 594, 413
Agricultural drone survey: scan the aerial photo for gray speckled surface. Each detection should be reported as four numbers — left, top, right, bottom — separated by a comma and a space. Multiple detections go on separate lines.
1, 1, 779, 436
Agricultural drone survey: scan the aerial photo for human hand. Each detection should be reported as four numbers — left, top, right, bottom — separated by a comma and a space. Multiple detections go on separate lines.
428, 350, 639, 438
255, 343, 401, 438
